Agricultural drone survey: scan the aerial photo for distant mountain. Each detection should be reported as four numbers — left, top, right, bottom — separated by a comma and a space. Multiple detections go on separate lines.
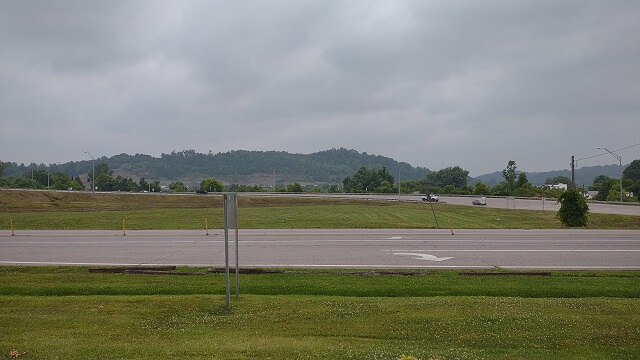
4, 149, 633, 188
473, 164, 628, 188
2, 148, 430, 186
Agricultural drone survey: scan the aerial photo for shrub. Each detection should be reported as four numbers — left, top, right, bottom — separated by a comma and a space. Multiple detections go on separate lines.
557, 188, 589, 227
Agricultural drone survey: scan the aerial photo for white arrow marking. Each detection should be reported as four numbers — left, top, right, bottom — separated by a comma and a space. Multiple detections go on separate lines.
387, 237, 403, 240
394, 252, 453, 262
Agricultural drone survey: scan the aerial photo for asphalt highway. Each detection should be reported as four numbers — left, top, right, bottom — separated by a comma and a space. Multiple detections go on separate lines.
2, 229, 639, 270
253, 193, 640, 216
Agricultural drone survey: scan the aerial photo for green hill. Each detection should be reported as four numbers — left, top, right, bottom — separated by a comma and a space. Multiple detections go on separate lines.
2, 148, 430, 186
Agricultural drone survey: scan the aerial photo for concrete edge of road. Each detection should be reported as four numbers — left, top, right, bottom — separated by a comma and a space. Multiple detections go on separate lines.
2, 261, 639, 271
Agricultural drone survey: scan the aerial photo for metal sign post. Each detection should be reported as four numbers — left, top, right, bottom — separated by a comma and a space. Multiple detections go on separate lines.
223, 193, 239, 310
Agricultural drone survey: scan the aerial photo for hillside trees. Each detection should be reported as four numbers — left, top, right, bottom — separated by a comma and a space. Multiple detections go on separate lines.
545, 176, 571, 185
423, 166, 469, 188
623, 159, 640, 182
342, 167, 395, 193
200, 178, 224, 192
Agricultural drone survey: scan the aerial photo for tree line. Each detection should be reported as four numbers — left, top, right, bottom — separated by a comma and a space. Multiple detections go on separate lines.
2, 158, 639, 203
336, 160, 640, 202
0, 161, 83, 190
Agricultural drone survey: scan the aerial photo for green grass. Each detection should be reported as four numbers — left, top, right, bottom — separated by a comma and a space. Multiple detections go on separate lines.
1, 191, 639, 229
1, 267, 640, 359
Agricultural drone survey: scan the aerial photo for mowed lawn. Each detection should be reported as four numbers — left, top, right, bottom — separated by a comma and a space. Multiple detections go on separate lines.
1, 190, 639, 229
1, 267, 639, 359
2, 191, 640, 358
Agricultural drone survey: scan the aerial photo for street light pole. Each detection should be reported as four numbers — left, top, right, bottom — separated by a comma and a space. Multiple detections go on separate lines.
597, 147, 623, 202
85, 151, 95, 193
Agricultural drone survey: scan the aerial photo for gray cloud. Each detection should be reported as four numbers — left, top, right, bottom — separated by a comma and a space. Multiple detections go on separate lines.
1, 0, 639, 176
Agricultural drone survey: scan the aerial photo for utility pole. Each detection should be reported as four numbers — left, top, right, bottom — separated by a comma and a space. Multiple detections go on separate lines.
85, 151, 95, 193
571, 156, 575, 189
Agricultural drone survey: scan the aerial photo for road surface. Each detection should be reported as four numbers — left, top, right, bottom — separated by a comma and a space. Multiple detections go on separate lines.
1, 229, 639, 270
252, 193, 640, 216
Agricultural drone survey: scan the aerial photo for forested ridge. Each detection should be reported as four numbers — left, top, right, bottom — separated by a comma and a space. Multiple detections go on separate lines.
2, 148, 430, 185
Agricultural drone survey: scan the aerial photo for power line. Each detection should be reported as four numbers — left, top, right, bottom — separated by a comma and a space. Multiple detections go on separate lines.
576, 142, 640, 162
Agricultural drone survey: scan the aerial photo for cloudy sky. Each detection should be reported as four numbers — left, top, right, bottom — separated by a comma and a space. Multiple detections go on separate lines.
1, 1, 639, 176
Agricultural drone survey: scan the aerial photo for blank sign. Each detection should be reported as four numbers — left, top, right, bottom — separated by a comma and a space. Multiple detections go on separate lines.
224, 193, 238, 229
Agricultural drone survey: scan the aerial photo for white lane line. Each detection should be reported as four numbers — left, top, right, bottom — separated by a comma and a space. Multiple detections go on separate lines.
385, 249, 640, 252
387, 237, 403, 240
393, 253, 454, 261
0, 241, 218, 244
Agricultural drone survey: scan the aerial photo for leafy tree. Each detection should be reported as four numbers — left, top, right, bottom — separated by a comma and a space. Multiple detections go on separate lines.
200, 178, 224, 192
375, 180, 394, 193
545, 176, 570, 185
95, 173, 114, 191
139, 178, 149, 191
590, 175, 617, 201
49, 172, 83, 190
169, 181, 188, 192
423, 166, 469, 188
623, 159, 640, 183
0, 161, 4, 177
287, 182, 303, 192
150, 180, 161, 192
14, 177, 39, 189
473, 181, 491, 195
328, 184, 341, 193
516, 172, 529, 189
88, 163, 113, 190
502, 160, 517, 194
631, 180, 640, 203
606, 183, 625, 202
342, 167, 395, 193
557, 188, 589, 227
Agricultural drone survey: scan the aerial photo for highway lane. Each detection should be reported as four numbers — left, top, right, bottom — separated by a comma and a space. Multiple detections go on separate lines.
254, 193, 640, 216
1, 229, 639, 269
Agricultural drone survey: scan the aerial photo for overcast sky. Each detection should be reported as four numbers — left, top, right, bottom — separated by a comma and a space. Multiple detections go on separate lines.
1, 1, 639, 176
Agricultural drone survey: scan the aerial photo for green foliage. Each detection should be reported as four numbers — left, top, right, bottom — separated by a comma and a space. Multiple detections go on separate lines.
169, 181, 188, 192
328, 184, 341, 193
557, 189, 589, 227
502, 160, 517, 193
590, 175, 618, 201
200, 178, 224, 192
473, 181, 491, 195
623, 159, 640, 182
287, 182, 303, 192
0, 160, 4, 177
545, 175, 570, 185
516, 172, 529, 188
1, 268, 640, 359
423, 166, 469, 188
226, 184, 264, 192
342, 167, 395, 193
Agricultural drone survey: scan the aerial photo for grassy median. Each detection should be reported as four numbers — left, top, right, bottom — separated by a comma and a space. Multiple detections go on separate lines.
1, 190, 639, 229
1, 267, 640, 359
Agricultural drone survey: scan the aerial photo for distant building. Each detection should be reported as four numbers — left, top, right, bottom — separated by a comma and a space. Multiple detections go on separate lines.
544, 183, 568, 190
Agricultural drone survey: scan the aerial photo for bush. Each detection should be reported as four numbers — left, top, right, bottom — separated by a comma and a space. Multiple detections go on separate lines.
557, 189, 589, 227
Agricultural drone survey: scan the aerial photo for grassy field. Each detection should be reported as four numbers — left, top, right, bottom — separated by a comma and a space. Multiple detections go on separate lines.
2, 191, 639, 358
1, 190, 639, 229
1, 267, 639, 359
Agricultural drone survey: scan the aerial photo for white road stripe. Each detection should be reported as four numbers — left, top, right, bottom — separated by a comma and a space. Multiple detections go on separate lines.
385, 249, 640, 252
